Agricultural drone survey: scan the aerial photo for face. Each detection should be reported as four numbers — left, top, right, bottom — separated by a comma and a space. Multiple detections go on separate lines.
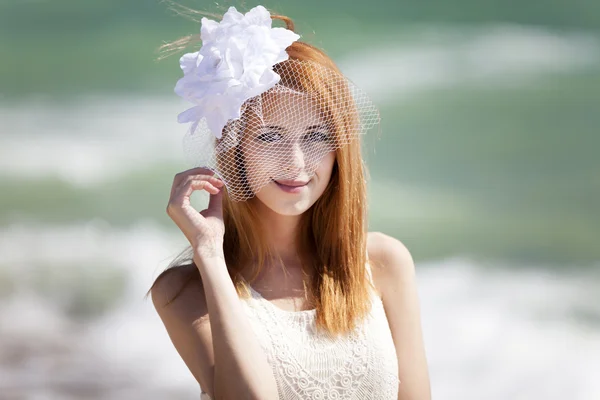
242, 92, 336, 216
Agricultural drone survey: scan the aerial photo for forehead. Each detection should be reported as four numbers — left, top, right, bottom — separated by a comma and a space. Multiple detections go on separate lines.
259, 92, 324, 128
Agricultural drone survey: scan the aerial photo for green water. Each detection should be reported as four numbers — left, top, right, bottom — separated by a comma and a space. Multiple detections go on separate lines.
2, 0, 600, 97
369, 70, 600, 264
1, 0, 599, 266
2, 68, 598, 265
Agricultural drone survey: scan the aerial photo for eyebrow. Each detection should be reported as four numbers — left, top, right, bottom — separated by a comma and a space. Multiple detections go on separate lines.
262, 124, 329, 133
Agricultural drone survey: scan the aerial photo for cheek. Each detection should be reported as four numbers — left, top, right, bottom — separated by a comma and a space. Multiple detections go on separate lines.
254, 180, 278, 206
242, 146, 272, 190
317, 151, 336, 180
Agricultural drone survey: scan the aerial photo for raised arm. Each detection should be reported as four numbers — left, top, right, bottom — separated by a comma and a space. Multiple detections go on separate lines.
152, 167, 278, 400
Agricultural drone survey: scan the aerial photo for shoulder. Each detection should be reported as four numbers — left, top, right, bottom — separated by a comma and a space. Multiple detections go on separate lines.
367, 233, 431, 398
366, 231, 416, 299
150, 265, 216, 394
150, 264, 204, 311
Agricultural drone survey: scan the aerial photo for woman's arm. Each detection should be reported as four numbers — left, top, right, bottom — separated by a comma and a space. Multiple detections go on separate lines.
153, 167, 279, 400
368, 232, 432, 400
151, 253, 279, 400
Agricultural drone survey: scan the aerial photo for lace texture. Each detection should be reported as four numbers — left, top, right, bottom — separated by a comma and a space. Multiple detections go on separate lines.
240, 272, 399, 399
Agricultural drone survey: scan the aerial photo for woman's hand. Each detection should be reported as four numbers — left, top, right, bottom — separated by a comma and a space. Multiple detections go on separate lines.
166, 167, 226, 257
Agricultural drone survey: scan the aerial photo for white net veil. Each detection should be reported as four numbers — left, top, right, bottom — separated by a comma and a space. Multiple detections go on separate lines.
181, 58, 380, 202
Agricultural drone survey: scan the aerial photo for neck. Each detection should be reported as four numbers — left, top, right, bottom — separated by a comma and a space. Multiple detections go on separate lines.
253, 201, 306, 264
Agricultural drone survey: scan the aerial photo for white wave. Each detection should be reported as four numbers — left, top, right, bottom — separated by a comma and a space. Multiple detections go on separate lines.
0, 96, 187, 187
340, 24, 600, 102
0, 221, 197, 398
418, 259, 600, 399
1, 25, 598, 187
0, 223, 599, 398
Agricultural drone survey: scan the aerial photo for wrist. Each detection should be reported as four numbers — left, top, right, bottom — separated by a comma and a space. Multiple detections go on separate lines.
193, 248, 229, 282
192, 235, 223, 253
193, 242, 225, 264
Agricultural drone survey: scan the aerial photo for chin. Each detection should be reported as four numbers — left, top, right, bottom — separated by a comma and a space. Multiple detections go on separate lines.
255, 181, 320, 216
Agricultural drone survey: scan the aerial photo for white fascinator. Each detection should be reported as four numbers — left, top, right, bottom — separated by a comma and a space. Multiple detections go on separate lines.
174, 5, 380, 201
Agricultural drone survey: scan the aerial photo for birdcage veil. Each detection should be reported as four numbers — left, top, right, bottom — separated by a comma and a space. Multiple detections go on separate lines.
175, 6, 380, 201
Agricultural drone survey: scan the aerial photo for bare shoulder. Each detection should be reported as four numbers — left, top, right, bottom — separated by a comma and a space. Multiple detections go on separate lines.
366, 231, 416, 299
367, 232, 431, 399
150, 264, 215, 393
150, 264, 205, 310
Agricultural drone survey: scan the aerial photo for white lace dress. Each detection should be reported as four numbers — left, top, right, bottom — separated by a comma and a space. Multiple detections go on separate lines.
201, 269, 399, 399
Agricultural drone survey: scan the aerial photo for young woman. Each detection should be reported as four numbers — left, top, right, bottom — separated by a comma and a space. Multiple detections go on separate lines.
150, 5, 431, 400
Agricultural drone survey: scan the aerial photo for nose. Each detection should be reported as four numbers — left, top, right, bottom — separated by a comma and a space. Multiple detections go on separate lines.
282, 141, 306, 174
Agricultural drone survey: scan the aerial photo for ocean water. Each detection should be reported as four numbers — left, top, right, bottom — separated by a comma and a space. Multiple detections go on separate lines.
1, 26, 599, 399
1, 223, 599, 399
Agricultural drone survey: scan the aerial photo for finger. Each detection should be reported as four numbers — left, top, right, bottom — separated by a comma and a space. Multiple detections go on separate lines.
172, 169, 214, 192
171, 174, 223, 199
207, 187, 224, 217
171, 167, 216, 194
171, 180, 220, 206
176, 175, 223, 195
187, 180, 220, 196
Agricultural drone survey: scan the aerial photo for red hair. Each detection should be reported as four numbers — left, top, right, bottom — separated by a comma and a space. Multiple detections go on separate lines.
149, 11, 374, 336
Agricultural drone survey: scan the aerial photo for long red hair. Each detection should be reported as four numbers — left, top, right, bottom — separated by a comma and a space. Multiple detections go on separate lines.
149, 11, 374, 336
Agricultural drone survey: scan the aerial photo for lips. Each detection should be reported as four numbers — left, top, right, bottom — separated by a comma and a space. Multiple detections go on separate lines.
274, 179, 309, 187
272, 179, 310, 194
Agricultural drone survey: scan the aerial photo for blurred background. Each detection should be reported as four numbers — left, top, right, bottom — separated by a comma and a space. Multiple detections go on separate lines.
1, 0, 599, 399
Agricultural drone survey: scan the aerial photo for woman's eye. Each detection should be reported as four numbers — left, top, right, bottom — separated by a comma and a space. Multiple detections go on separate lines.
304, 131, 331, 143
257, 131, 283, 143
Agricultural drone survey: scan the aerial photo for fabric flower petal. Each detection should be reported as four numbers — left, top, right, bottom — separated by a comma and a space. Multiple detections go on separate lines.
177, 105, 203, 124
220, 6, 244, 27
243, 5, 272, 27
174, 5, 301, 138
200, 18, 219, 43
271, 27, 301, 61
179, 51, 201, 74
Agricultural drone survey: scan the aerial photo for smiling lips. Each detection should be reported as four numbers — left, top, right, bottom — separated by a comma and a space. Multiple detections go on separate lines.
273, 179, 309, 193
275, 179, 309, 187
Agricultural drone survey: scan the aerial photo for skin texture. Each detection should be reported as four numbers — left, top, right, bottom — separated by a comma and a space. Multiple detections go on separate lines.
368, 232, 432, 400
152, 92, 431, 399
243, 92, 336, 217
151, 234, 432, 400
161, 166, 279, 400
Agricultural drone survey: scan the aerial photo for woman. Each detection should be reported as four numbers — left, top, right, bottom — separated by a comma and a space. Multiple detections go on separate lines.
150, 5, 431, 400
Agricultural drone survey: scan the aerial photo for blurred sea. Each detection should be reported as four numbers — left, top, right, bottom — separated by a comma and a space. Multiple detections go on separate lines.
1, 6, 600, 399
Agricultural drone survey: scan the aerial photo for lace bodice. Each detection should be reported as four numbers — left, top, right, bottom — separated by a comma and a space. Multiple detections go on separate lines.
200, 267, 399, 400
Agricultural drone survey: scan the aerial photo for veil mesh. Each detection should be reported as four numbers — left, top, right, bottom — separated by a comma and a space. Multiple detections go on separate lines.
182, 59, 380, 202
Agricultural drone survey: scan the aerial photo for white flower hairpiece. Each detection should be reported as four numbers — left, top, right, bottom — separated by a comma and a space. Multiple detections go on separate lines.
174, 5, 301, 139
